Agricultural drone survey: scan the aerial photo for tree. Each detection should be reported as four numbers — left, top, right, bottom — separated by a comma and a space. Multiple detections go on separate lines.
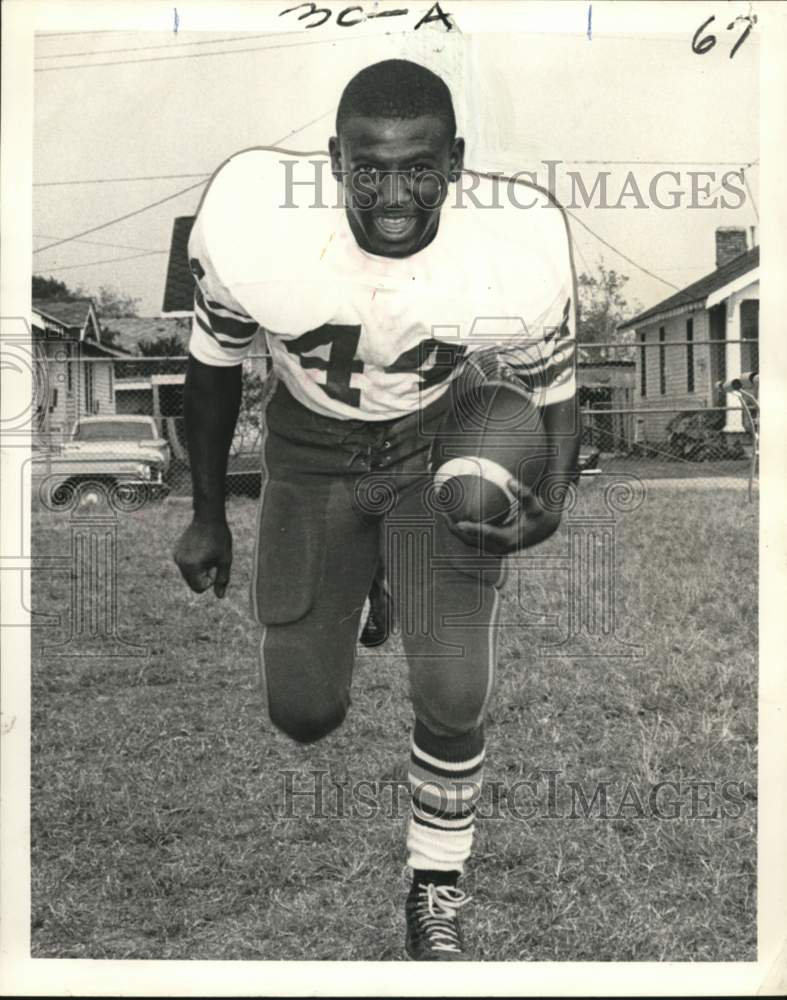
576, 260, 641, 362
33, 276, 140, 317
96, 326, 122, 349
32, 275, 76, 300
137, 333, 187, 357
94, 284, 140, 318
110, 327, 188, 378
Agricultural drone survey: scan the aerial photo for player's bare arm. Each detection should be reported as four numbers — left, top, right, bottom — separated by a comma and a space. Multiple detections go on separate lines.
172, 356, 241, 598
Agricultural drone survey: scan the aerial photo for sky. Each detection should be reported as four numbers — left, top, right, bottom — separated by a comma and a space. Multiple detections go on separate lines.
32, 5, 760, 320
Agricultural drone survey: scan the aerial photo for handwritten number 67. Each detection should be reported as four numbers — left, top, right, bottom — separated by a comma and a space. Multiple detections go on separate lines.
692, 14, 756, 59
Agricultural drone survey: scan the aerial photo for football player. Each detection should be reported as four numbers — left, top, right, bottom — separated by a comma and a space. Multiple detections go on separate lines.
174, 59, 579, 960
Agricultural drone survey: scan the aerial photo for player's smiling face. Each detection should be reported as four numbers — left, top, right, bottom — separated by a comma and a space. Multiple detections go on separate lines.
330, 115, 464, 259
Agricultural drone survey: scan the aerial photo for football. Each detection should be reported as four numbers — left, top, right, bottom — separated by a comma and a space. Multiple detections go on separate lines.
431, 376, 550, 527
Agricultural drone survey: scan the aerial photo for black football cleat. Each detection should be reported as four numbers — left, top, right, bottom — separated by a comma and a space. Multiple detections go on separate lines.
359, 571, 392, 648
405, 880, 472, 960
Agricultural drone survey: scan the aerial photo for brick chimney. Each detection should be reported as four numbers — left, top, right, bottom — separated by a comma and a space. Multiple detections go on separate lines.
715, 227, 748, 268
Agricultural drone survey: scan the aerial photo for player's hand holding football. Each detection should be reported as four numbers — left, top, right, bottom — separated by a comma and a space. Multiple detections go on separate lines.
173, 518, 233, 598
450, 479, 562, 556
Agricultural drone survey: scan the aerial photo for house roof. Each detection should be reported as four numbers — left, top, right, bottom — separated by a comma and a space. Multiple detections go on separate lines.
33, 298, 137, 355
618, 245, 760, 330
32, 307, 68, 334
577, 359, 635, 368
80, 339, 131, 359
33, 298, 96, 330
162, 216, 197, 314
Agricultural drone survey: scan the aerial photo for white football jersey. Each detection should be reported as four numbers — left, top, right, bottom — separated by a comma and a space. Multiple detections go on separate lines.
188, 148, 576, 421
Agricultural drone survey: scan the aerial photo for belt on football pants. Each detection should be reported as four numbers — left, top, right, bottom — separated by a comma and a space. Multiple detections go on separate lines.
264, 379, 452, 475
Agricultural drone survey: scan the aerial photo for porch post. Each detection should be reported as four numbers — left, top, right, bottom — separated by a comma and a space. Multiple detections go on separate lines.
724, 293, 743, 431
151, 379, 162, 436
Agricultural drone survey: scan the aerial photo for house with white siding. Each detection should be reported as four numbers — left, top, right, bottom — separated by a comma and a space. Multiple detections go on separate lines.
91, 316, 191, 460
32, 298, 127, 445
618, 228, 758, 444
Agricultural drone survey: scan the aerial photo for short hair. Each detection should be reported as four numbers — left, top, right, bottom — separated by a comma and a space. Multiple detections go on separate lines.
336, 59, 456, 138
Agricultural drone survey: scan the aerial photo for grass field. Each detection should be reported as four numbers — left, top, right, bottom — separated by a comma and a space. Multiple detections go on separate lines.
30, 480, 757, 961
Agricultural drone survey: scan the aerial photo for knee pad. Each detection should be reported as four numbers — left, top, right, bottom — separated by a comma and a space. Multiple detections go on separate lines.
410, 676, 490, 738
268, 700, 347, 744
251, 479, 324, 625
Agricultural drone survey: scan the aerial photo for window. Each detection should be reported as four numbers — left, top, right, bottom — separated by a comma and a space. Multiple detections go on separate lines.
73, 420, 155, 442
686, 317, 694, 393
84, 362, 94, 413
659, 327, 666, 395
639, 332, 647, 396
66, 344, 73, 394
740, 299, 759, 373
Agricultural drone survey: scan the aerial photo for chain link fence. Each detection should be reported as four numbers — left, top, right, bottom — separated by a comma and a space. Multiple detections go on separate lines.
30, 340, 759, 510
576, 338, 758, 490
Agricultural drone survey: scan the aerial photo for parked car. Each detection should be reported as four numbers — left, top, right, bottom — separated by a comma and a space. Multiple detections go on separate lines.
34, 415, 171, 507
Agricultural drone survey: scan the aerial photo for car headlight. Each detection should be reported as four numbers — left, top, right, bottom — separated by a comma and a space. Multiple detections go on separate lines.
135, 464, 152, 480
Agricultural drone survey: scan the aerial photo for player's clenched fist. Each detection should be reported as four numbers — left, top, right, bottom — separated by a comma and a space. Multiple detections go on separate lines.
449, 479, 562, 556
173, 519, 233, 598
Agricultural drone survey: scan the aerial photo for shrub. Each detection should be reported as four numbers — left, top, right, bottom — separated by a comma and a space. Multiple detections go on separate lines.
665, 410, 746, 461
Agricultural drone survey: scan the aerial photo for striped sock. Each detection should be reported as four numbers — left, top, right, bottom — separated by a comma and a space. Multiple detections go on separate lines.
406, 719, 485, 874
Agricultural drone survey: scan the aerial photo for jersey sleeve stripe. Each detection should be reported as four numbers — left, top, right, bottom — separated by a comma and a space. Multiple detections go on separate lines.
512, 356, 575, 388
542, 377, 577, 406
513, 340, 575, 367
214, 330, 256, 347
514, 363, 574, 393
194, 286, 258, 341
513, 344, 576, 398
194, 309, 254, 351
505, 338, 575, 374
189, 320, 248, 367
203, 295, 253, 321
